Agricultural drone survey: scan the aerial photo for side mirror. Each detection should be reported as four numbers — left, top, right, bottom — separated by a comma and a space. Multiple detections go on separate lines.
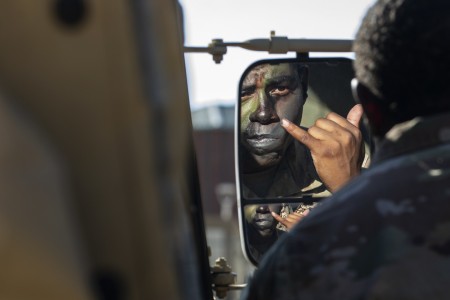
236, 58, 371, 265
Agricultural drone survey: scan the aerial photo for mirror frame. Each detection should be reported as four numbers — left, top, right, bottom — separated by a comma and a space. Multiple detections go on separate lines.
235, 56, 363, 265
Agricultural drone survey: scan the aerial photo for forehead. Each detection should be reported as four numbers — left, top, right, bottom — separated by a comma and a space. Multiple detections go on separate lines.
243, 63, 297, 85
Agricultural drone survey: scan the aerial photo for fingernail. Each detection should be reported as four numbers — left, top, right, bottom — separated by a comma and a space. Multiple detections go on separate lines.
281, 119, 290, 128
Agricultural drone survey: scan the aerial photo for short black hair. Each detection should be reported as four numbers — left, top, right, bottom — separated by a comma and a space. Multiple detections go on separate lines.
353, 0, 450, 121
295, 63, 309, 100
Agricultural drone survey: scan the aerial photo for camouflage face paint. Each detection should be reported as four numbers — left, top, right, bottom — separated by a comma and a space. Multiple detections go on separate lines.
240, 63, 305, 170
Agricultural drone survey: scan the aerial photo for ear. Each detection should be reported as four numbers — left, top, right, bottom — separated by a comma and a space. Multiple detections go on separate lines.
351, 79, 392, 137
299, 64, 309, 101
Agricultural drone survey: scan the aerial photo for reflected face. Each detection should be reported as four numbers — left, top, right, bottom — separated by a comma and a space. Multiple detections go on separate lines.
240, 63, 306, 170
245, 204, 282, 237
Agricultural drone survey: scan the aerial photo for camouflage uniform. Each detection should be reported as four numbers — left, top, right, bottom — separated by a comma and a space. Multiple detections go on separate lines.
242, 139, 328, 199
242, 112, 450, 300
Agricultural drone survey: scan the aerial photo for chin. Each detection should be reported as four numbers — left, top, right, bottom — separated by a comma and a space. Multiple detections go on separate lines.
257, 228, 275, 238
251, 152, 282, 170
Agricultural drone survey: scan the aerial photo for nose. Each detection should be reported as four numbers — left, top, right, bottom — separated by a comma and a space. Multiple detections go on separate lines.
256, 205, 270, 213
249, 92, 279, 125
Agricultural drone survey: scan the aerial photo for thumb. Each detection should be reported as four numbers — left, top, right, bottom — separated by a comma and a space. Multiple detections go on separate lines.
346, 104, 364, 128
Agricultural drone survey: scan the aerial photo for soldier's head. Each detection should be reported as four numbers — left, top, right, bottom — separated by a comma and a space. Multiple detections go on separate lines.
353, 0, 450, 137
244, 204, 281, 238
240, 63, 308, 172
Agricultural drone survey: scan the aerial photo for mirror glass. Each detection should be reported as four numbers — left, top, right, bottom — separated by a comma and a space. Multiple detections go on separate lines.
236, 58, 371, 265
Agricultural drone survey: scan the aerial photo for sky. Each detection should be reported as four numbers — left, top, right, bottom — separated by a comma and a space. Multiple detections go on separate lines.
179, 0, 377, 109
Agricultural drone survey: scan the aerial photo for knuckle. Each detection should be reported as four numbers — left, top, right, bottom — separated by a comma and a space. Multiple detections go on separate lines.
300, 131, 311, 144
326, 112, 338, 120
320, 141, 340, 157
329, 139, 341, 150
355, 130, 362, 141
314, 118, 325, 127
342, 131, 354, 145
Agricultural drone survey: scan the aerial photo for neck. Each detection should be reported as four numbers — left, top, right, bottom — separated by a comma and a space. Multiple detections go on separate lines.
242, 165, 279, 197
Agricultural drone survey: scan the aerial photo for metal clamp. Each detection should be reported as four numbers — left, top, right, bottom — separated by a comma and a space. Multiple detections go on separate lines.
211, 257, 246, 299
184, 32, 353, 63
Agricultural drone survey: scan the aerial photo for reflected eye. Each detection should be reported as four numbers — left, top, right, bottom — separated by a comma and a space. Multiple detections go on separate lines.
269, 85, 291, 97
241, 87, 255, 101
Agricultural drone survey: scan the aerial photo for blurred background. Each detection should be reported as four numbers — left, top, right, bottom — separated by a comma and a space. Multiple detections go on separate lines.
181, 1, 376, 298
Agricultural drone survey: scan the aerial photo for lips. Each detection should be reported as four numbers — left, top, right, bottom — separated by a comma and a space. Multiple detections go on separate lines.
246, 135, 278, 148
254, 213, 274, 229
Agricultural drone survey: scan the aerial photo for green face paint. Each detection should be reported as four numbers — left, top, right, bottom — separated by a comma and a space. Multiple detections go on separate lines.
239, 63, 306, 170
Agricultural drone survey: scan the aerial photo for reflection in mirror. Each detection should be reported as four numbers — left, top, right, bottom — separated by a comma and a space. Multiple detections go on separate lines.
237, 58, 371, 265
244, 202, 315, 262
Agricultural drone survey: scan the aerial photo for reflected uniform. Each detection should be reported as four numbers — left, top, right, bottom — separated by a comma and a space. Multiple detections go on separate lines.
243, 139, 328, 262
242, 138, 329, 199
242, 112, 450, 300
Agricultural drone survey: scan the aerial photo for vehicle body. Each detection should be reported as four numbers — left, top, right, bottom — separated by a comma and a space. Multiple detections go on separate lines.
0, 1, 211, 299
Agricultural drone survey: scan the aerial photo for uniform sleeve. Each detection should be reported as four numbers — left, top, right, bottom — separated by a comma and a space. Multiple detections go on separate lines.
241, 242, 281, 300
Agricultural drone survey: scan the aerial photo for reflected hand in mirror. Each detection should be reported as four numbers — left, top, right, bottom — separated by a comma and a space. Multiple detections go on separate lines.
281, 104, 364, 192
271, 207, 309, 231
244, 202, 316, 261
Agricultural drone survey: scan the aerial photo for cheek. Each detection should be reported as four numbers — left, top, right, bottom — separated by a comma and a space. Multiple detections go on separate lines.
244, 205, 257, 222
240, 99, 258, 132
275, 93, 302, 122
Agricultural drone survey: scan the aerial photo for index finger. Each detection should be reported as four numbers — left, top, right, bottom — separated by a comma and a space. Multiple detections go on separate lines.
281, 118, 320, 150
271, 211, 285, 224
271, 211, 294, 229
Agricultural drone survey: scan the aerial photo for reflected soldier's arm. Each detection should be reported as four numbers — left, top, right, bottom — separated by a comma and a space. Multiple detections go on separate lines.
282, 104, 364, 193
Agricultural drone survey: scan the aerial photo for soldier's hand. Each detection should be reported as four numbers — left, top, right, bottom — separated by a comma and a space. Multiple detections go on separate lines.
281, 104, 364, 193
271, 210, 310, 231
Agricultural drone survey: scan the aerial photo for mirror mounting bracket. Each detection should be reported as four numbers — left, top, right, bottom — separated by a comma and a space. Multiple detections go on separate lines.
184, 32, 352, 64
296, 52, 310, 61
211, 257, 246, 299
